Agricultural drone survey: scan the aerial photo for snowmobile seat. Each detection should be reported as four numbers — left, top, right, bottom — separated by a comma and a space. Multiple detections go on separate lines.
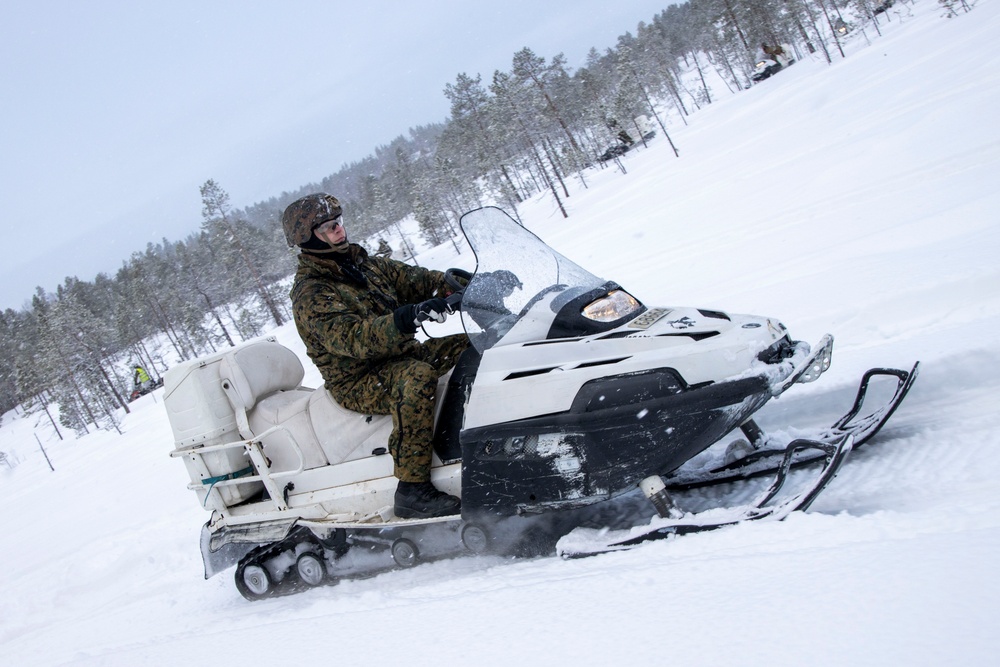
248, 388, 328, 473
309, 369, 455, 466
218, 342, 330, 472
309, 389, 394, 465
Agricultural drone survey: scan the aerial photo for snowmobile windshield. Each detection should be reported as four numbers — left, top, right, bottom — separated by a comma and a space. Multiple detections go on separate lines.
458, 207, 611, 354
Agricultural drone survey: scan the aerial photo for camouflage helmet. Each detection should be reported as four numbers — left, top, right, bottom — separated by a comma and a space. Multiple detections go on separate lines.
281, 193, 343, 247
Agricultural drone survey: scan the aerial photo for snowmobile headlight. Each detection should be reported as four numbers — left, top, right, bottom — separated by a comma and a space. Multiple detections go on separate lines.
582, 290, 642, 322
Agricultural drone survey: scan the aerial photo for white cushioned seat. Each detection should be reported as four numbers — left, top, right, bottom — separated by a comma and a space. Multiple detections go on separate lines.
309, 390, 394, 465
219, 341, 305, 412
219, 341, 329, 472
310, 370, 454, 466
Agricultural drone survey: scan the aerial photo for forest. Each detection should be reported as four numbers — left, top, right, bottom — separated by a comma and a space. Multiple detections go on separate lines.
0, 0, 944, 434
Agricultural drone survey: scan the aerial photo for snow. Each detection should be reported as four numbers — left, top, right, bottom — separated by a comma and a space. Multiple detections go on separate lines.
3, 2, 1000, 664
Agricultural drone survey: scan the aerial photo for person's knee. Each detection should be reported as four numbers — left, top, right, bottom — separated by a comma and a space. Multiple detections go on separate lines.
393, 361, 437, 402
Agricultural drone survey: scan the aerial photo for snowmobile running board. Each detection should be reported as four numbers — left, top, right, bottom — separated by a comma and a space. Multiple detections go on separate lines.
556, 434, 854, 559
663, 362, 919, 490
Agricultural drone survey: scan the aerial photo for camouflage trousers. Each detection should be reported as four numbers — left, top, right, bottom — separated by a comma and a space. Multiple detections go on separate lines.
335, 335, 470, 482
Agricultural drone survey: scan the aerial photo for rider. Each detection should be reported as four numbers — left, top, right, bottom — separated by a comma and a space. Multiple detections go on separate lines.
133, 365, 153, 392
281, 193, 469, 519
375, 238, 393, 258
761, 43, 785, 65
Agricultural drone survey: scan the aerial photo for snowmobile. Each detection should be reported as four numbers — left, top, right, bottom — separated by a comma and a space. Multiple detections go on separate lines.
129, 377, 163, 402
751, 44, 795, 83
598, 116, 656, 164
163, 206, 917, 599
874, 0, 895, 15
598, 142, 632, 164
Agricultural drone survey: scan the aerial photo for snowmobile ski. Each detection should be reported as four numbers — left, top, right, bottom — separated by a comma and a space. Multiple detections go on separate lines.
663, 363, 918, 491
556, 434, 854, 559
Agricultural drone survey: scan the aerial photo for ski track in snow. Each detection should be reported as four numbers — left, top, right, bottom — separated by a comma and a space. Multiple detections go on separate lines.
2, 2, 1000, 665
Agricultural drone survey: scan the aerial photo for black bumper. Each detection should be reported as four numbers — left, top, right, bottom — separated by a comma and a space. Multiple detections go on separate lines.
460, 368, 773, 516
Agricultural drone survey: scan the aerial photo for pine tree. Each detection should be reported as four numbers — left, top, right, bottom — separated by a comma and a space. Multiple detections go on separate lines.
511, 48, 583, 158
200, 179, 286, 328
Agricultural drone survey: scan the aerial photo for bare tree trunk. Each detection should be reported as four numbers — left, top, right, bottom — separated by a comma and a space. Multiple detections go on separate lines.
692, 52, 712, 105
68, 372, 97, 432
799, 0, 833, 64
792, 12, 819, 52
635, 76, 680, 158
863, 0, 884, 37
146, 292, 189, 361
199, 289, 235, 347
528, 139, 567, 218
819, 0, 847, 59
97, 362, 130, 413
542, 138, 570, 198
527, 74, 583, 156
226, 225, 285, 327
393, 221, 419, 266
34, 433, 54, 471
500, 165, 522, 202
38, 395, 63, 440
722, 0, 751, 51
101, 402, 123, 435
664, 69, 690, 121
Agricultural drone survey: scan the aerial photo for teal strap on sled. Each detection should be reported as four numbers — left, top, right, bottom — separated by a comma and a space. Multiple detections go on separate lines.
201, 465, 255, 507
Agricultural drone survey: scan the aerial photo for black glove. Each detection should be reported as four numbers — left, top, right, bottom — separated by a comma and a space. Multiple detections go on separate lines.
393, 297, 450, 335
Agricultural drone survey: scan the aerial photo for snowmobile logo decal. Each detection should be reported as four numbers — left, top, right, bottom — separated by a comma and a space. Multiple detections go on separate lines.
668, 316, 696, 329
628, 308, 670, 329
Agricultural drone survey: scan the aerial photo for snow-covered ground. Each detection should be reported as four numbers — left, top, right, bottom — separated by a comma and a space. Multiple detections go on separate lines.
3, 2, 999, 664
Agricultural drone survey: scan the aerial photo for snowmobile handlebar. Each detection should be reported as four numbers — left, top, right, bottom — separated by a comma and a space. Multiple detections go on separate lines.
443, 267, 472, 313
445, 291, 463, 314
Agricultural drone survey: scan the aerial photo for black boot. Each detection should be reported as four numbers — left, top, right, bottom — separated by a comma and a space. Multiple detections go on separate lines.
394, 481, 461, 519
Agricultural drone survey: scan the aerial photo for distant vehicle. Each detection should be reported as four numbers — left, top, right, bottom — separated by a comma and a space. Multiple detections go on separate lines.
873, 0, 895, 15
598, 142, 631, 163
129, 377, 164, 402
631, 114, 656, 143
751, 59, 783, 83
751, 43, 795, 84
598, 115, 656, 163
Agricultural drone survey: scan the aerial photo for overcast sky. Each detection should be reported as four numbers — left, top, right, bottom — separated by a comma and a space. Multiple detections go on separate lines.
0, 0, 674, 311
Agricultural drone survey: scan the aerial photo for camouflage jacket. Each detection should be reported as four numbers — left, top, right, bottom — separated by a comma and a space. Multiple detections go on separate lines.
290, 244, 452, 397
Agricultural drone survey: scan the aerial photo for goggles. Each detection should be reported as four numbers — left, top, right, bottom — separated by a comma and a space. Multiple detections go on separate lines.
314, 216, 343, 234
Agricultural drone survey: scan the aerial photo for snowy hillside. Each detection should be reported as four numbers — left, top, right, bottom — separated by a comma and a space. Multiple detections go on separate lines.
3, 2, 999, 665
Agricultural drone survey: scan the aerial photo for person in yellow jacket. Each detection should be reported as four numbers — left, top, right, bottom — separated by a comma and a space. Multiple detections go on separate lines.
133, 365, 153, 392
